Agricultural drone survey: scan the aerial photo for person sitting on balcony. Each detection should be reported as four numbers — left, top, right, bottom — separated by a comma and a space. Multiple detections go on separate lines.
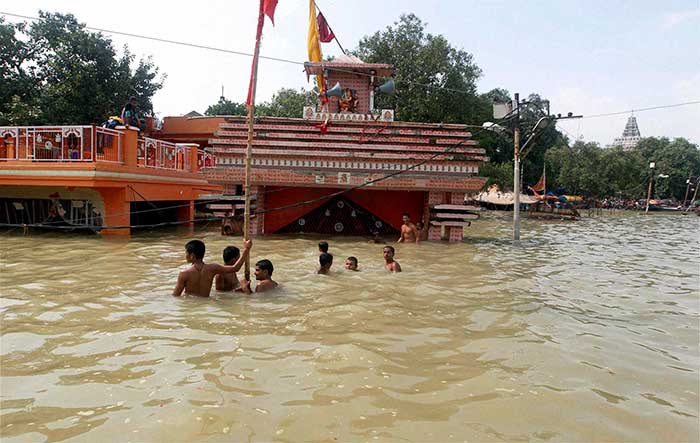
121, 96, 144, 130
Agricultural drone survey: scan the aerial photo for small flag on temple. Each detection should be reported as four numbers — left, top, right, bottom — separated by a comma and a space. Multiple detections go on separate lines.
263, 0, 278, 25
317, 12, 335, 43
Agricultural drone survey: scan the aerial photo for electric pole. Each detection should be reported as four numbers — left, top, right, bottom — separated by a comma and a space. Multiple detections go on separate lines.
512, 93, 521, 241
645, 162, 655, 213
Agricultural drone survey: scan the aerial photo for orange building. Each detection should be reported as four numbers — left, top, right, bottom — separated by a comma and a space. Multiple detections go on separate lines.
0, 124, 220, 235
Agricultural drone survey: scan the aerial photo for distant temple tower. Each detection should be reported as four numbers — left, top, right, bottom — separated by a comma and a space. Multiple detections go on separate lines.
613, 115, 642, 151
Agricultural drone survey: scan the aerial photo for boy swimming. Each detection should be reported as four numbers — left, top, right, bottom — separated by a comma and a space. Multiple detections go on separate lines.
383, 245, 402, 272
239, 259, 279, 293
215, 246, 241, 291
173, 239, 252, 297
345, 256, 359, 271
318, 241, 329, 254
318, 252, 333, 274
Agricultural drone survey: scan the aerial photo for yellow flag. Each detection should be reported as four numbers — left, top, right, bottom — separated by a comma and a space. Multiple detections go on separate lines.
307, 0, 323, 93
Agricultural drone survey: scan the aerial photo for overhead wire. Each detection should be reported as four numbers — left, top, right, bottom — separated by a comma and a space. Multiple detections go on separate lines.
3, 12, 698, 108
579, 101, 700, 119
0, 11, 485, 96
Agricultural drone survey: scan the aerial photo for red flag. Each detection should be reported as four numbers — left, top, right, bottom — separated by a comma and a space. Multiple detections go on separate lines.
316, 12, 335, 43
263, 0, 278, 25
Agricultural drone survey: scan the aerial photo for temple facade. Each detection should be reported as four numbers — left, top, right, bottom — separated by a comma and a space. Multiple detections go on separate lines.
203, 57, 488, 241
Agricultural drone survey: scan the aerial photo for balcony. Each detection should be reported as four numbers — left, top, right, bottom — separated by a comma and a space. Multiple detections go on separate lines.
0, 125, 215, 173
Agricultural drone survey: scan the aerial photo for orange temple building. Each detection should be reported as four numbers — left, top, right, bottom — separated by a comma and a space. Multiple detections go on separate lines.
199, 56, 488, 241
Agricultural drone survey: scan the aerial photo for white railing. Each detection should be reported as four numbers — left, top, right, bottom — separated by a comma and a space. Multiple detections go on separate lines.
0, 126, 123, 163
137, 137, 194, 171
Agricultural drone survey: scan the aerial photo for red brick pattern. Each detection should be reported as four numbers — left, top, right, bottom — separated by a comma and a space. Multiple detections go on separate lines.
448, 227, 464, 242
326, 71, 372, 114
209, 116, 487, 242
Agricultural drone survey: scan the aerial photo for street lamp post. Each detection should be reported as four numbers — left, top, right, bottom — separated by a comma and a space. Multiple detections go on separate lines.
512, 93, 521, 241
489, 95, 580, 240
645, 161, 655, 213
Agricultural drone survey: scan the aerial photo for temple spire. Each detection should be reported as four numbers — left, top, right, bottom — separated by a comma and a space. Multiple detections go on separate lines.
613, 115, 642, 151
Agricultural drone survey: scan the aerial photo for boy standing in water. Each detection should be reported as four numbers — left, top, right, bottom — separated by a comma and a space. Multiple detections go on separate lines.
172, 239, 251, 297
215, 246, 241, 291
240, 259, 278, 293
318, 241, 329, 255
397, 213, 420, 243
317, 252, 333, 274
383, 245, 402, 272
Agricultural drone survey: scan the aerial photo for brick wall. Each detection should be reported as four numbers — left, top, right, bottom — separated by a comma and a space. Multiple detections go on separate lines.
327, 71, 372, 114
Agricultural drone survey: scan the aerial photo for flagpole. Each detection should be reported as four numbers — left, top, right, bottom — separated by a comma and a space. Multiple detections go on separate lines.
543, 163, 546, 195
243, 1, 266, 281
313, 0, 346, 54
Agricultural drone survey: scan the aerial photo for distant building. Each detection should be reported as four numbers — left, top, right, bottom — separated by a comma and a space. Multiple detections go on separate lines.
612, 115, 642, 151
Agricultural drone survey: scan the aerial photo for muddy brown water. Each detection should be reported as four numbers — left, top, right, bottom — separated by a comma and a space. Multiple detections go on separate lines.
1, 212, 698, 442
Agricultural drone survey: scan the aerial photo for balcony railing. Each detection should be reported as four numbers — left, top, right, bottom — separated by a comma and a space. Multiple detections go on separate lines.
137, 137, 194, 171
0, 126, 123, 163
0, 125, 213, 173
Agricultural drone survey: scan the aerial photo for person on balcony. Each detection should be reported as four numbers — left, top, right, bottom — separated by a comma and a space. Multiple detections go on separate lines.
121, 96, 144, 130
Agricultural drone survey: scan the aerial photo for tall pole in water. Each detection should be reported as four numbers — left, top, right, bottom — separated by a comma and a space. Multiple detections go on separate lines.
645, 161, 655, 214
688, 170, 700, 212
243, 1, 265, 280
512, 93, 521, 241
682, 172, 692, 208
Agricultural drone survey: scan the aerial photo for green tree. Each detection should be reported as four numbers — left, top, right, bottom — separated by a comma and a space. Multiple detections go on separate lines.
205, 88, 317, 118
258, 88, 317, 118
637, 137, 700, 200
354, 14, 482, 124
0, 12, 163, 125
205, 97, 247, 116
543, 137, 699, 200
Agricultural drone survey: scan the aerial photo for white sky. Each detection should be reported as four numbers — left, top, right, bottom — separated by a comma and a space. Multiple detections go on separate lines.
2, 0, 699, 145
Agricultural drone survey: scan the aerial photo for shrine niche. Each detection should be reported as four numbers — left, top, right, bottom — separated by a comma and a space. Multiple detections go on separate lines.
338, 88, 357, 113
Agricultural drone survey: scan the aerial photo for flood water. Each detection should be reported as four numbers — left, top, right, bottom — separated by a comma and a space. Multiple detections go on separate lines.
1, 212, 698, 442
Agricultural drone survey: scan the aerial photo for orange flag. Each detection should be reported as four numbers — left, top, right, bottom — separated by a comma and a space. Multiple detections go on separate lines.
307, 0, 323, 93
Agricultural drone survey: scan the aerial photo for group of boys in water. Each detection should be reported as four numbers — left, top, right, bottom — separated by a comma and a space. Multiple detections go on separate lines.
172, 213, 424, 297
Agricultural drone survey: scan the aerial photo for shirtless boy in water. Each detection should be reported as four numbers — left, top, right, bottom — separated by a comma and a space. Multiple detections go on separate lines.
383, 245, 402, 272
317, 252, 333, 275
215, 246, 241, 291
397, 213, 420, 243
172, 239, 251, 297
239, 259, 278, 294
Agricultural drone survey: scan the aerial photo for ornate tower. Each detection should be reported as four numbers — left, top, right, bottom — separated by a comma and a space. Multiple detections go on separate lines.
613, 115, 642, 151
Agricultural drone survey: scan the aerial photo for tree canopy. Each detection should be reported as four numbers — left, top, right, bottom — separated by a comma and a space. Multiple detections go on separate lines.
205, 88, 317, 118
545, 137, 699, 200
354, 14, 483, 124
0, 12, 163, 126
